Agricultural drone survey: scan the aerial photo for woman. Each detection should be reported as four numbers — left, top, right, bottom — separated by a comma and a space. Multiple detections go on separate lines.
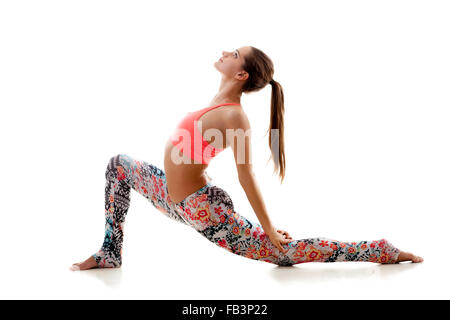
71, 46, 423, 270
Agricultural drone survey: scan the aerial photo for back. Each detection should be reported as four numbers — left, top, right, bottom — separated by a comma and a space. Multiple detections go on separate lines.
164, 103, 243, 203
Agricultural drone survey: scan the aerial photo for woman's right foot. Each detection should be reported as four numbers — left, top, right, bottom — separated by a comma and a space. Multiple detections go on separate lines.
70, 255, 99, 271
395, 251, 424, 263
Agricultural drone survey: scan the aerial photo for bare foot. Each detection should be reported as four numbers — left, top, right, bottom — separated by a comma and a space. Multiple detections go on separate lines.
70, 255, 99, 271
395, 251, 424, 263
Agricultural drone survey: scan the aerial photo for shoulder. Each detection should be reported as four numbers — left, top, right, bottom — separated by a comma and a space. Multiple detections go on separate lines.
224, 107, 250, 131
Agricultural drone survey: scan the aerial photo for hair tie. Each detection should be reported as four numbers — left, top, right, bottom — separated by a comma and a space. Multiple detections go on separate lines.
269, 79, 275, 85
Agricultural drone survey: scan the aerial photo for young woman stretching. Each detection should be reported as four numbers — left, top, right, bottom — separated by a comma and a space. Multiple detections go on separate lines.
71, 46, 423, 270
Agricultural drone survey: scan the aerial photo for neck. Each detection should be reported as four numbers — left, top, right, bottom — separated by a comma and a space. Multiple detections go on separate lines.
210, 76, 242, 106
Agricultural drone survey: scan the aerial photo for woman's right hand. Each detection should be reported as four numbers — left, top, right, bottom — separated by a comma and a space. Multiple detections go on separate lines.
276, 229, 293, 241
266, 226, 293, 254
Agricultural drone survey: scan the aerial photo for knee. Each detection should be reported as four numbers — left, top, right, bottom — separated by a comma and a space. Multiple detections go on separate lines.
106, 154, 128, 179
107, 154, 121, 169
276, 257, 294, 267
109, 153, 129, 168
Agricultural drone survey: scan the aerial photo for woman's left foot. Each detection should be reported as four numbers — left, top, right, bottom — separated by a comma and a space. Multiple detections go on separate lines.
70, 255, 98, 271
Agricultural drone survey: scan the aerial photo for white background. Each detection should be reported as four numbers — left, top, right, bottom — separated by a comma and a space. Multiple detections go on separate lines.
1, 0, 449, 299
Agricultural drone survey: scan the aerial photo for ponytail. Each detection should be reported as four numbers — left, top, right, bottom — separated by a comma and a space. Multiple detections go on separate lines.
266, 79, 286, 183
241, 46, 286, 182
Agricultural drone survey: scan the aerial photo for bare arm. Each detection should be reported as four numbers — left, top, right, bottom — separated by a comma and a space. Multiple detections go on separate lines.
238, 171, 274, 232
226, 112, 272, 227
226, 111, 290, 253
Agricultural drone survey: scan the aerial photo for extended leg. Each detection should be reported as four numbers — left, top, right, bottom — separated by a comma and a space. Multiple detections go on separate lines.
278, 237, 401, 266
174, 184, 401, 266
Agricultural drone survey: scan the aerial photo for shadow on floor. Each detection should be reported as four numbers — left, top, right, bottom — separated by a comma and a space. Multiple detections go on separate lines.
80, 267, 123, 287
269, 261, 422, 283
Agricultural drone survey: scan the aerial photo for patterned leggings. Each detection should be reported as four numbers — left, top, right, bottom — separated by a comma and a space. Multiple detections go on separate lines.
93, 154, 401, 267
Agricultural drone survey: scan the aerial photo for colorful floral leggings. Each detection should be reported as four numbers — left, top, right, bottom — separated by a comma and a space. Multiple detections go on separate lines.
93, 154, 401, 268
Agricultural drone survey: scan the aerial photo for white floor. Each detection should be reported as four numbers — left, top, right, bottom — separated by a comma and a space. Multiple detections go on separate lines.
1, 248, 445, 300
0, 211, 446, 300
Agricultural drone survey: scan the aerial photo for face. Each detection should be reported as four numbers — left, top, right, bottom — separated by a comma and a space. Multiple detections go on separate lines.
214, 46, 251, 82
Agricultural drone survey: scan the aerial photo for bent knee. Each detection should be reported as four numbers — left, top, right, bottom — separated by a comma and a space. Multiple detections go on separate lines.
106, 154, 130, 179
109, 153, 131, 167
276, 257, 294, 267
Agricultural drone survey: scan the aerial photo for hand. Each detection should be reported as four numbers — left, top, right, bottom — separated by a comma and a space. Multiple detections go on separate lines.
276, 229, 293, 241
266, 226, 293, 254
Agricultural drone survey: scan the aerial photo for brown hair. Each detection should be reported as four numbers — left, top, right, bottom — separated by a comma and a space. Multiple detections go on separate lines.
241, 46, 286, 183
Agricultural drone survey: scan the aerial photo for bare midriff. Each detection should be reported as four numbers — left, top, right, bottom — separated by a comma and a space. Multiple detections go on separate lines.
163, 139, 210, 204
163, 104, 240, 204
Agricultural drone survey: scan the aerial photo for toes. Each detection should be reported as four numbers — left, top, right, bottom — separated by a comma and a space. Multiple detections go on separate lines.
70, 264, 81, 271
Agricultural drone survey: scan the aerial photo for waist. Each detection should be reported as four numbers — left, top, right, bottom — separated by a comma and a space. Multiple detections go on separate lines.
164, 139, 210, 173
168, 135, 223, 165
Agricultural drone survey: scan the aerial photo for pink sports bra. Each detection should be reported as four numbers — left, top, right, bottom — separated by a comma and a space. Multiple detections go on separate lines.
169, 103, 241, 165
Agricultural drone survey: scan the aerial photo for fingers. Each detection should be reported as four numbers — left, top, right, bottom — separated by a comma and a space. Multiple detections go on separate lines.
277, 242, 287, 254
272, 237, 285, 254
285, 234, 293, 240
274, 229, 293, 254
278, 240, 291, 254
277, 229, 293, 240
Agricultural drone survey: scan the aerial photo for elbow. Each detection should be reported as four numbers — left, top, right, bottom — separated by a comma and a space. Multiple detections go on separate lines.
238, 169, 255, 186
